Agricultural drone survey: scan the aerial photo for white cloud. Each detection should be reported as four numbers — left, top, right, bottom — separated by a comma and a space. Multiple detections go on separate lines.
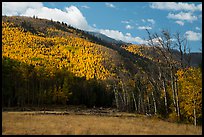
185, 31, 202, 41
167, 12, 197, 22
23, 5, 92, 31
2, 2, 43, 16
147, 19, 155, 24
147, 37, 163, 47
147, 37, 177, 46
175, 20, 184, 26
141, 19, 146, 22
138, 26, 152, 30
132, 37, 146, 44
126, 33, 131, 37
121, 20, 130, 24
141, 19, 155, 25
105, 3, 116, 8
81, 5, 90, 9
98, 29, 146, 44
195, 27, 200, 30
147, 37, 176, 47
2, 2, 146, 45
197, 4, 202, 11
150, 2, 202, 12
125, 25, 134, 30
3, 3, 92, 31
93, 24, 96, 28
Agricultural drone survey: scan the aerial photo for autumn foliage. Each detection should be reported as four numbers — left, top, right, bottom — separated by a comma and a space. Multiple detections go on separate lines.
2, 16, 202, 125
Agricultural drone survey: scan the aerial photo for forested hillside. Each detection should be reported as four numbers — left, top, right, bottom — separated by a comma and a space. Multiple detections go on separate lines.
2, 16, 202, 125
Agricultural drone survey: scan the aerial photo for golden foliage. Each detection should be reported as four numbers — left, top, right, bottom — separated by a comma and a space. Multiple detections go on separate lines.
2, 21, 113, 80
176, 67, 202, 123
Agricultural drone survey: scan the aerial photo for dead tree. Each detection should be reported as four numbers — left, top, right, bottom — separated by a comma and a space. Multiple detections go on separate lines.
146, 29, 190, 120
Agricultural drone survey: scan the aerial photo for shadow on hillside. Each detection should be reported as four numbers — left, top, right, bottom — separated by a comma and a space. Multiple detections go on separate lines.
2, 57, 114, 109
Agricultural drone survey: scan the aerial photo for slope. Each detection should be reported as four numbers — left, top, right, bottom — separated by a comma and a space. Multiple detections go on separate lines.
2, 16, 145, 108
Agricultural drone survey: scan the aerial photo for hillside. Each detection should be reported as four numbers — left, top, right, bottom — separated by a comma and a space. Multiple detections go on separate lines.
87, 31, 128, 45
2, 16, 202, 126
2, 16, 157, 83
2, 16, 142, 107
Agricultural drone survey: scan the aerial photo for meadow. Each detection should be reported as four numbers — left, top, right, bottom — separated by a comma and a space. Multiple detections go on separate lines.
2, 111, 202, 135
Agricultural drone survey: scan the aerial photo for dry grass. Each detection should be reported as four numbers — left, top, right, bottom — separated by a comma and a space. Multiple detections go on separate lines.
2, 112, 202, 135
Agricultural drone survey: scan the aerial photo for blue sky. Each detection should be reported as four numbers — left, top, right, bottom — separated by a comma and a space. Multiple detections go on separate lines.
2, 2, 202, 53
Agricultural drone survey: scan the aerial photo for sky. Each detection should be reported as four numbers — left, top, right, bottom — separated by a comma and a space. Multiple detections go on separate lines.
2, 2, 202, 53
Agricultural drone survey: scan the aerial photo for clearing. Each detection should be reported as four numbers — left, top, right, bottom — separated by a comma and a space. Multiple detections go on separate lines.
2, 107, 202, 135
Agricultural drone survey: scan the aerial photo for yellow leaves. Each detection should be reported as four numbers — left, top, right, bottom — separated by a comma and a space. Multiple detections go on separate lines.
176, 69, 184, 76
122, 44, 155, 62
2, 21, 113, 81
177, 67, 202, 89
123, 44, 141, 55
176, 67, 202, 123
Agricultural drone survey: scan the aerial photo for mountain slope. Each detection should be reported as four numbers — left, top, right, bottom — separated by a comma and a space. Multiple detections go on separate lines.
2, 16, 155, 77
1, 16, 159, 110
87, 31, 128, 45
2, 16, 143, 108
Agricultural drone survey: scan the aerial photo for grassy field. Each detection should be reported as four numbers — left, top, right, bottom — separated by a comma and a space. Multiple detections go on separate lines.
2, 111, 202, 135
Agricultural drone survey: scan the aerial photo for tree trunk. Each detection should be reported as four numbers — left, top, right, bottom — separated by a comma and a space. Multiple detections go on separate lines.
118, 92, 124, 111
114, 87, 119, 109
146, 94, 150, 114
170, 70, 177, 113
122, 84, 126, 110
132, 91, 137, 112
174, 77, 180, 120
152, 91, 157, 115
136, 85, 141, 113
141, 94, 145, 114
162, 79, 168, 115
148, 79, 157, 115
159, 67, 168, 115
138, 92, 141, 113
194, 102, 197, 126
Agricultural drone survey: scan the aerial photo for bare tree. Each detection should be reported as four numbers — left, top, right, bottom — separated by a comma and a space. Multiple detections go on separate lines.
145, 29, 190, 120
